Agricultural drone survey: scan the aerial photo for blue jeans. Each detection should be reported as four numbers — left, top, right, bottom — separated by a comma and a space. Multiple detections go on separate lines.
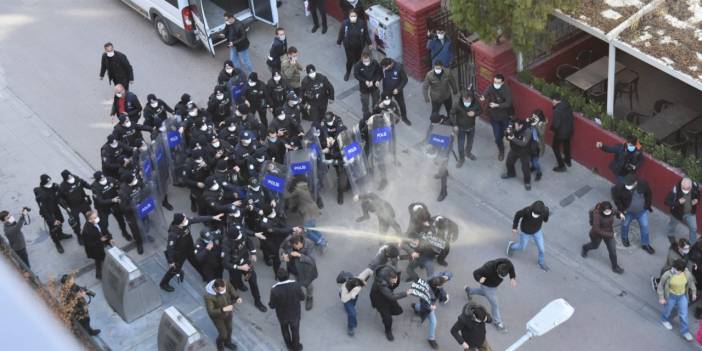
343, 298, 358, 330
466, 285, 502, 324
490, 119, 509, 152
621, 210, 650, 245
230, 47, 254, 73
304, 219, 327, 247
509, 230, 545, 265
414, 303, 437, 340
661, 293, 689, 334
531, 155, 541, 173
667, 214, 698, 244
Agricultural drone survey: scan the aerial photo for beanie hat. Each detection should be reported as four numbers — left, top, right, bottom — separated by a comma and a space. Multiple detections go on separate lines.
60, 170, 72, 181
40, 174, 51, 186
93, 171, 104, 180
248, 72, 258, 81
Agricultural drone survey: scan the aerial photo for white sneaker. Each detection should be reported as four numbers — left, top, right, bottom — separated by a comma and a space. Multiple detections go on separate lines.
507, 241, 515, 257
443, 294, 450, 304
661, 321, 673, 330
683, 332, 694, 342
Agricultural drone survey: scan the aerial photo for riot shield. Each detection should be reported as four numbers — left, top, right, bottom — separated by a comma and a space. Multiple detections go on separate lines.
286, 148, 319, 202
162, 117, 187, 187
151, 134, 171, 202
260, 161, 287, 211
425, 124, 454, 162
367, 112, 395, 167
131, 182, 167, 242
338, 128, 370, 196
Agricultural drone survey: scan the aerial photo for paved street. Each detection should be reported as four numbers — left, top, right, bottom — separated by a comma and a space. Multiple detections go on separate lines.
0, 0, 699, 350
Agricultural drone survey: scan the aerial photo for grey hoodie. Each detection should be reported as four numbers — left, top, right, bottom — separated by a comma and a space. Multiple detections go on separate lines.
3, 215, 27, 251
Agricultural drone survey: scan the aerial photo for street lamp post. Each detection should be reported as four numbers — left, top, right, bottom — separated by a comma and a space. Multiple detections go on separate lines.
505, 298, 575, 351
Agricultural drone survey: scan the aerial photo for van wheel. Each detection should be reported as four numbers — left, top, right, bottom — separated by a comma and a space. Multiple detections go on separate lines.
154, 16, 177, 45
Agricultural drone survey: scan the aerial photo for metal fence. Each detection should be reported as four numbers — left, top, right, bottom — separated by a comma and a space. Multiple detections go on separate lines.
522, 16, 581, 68
426, 7, 478, 93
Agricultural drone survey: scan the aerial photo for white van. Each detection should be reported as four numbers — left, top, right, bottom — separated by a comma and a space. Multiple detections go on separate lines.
118, 0, 279, 55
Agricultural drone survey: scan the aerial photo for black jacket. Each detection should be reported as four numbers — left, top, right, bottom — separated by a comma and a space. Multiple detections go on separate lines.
267, 37, 287, 70
101, 141, 133, 176
222, 234, 256, 270
600, 143, 644, 177
472, 258, 515, 288
507, 124, 532, 155
100, 51, 133, 84
450, 312, 491, 348
91, 177, 121, 211
370, 266, 407, 315
265, 78, 289, 110
337, 19, 371, 49
34, 184, 65, 223
301, 73, 335, 105
244, 80, 267, 110
381, 61, 408, 93
111, 91, 142, 120
512, 205, 549, 235
165, 216, 215, 264
481, 84, 513, 122
353, 59, 382, 94
142, 100, 173, 128
450, 99, 481, 130
612, 180, 652, 212
665, 179, 700, 220
550, 101, 574, 139
268, 280, 305, 322
225, 21, 249, 51
82, 222, 108, 260
58, 177, 92, 209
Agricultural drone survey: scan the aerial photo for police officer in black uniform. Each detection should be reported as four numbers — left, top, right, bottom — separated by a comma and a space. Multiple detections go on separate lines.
91, 171, 132, 241
219, 117, 240, 147
142, 94, 174, 129
406, 202, 431, 239
283, 91, 304, 124
194, 229, 225, 282
222, 228, 268, 312
118, 173, 147, 254
101, 134, 133, 180
431, 215, 458, 266
113, 113, 153, 148
184, 150, 211, 215
380, 58, 410, 125
160, 212, 223, 292
266, 70, 288, 113
501, 118, 534, 191
58, 170, 93, 245
244, 72, 269, 132
301, 65, 335, 126
320, 112, 347, 204
207, 86, 233, 128
35, 174, 73, 253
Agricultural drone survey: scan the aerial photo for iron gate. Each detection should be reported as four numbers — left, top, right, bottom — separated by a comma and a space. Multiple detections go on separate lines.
427, 7, 478, 93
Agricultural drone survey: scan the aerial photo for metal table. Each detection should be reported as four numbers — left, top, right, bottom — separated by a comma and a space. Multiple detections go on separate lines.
639, 104, 701, 141
566, 56, 626, 91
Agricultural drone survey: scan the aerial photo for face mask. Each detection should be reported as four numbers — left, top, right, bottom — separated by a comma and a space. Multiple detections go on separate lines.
43, 182, 53, 188
308, 72, 316, 79
233, 210, 241, 218
627, 145, 636, 152
268, 210, 276, 219
682, 188, 691, 194
350, 16, 357, 23
115, 93, 124, 98
106, 51, 115, 57
326, 121, 334, 126
110, 141, 118, 148
216, 93, 224, 100
189, 110, 198, 117
6, 216, 16, 224
150, 101, 158, 108
251, 186, 260, 191
437, 33, 445, 40
196, 158, 205, 165
67, 177, 75, 184
242, 139, 251, 146
682, 248, 691, 255
671, 268, 678, 274
94, 217, 100, 224
225, 67, 234, 74
383, 99, 391, 106
123, 121, 131, 128
199, 124, 208, 131
99, 178, 107, 185
213, 142, 221, 148
227, 125, 236, 132
602, 210, 613, 217
493, 83, 502, 89
434, 68, 443, 75
531, 212, 540, 219
463, 100, 472, 107
269, 136, 277, 142
248, 80, 256, 87
625, 184, 636, 191
278, 35, 286, 41
210, 183, 219, 191
277, 114, 286, 121
256, 157, 265, 163
362, 60, 370, 66
182, 219, 189, 227
273, 75, 281, 82
129, 178, 138, 186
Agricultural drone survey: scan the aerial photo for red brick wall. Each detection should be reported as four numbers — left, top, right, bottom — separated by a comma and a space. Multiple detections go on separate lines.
472, 41, 517, 94
396, 0, 441, 80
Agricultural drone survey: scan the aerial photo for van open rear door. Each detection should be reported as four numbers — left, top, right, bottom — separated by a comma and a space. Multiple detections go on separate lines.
188, 0, 216, 56
249, 0, 278, 25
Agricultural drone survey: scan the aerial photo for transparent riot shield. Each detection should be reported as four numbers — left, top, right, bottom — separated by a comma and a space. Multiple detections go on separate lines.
303, 127, 326, 190
286, 148, 319, 202
260, 161, 288, 211
131, 182, 167, 242
162, 117, 187, 187
425, 124, 454, 162
151, 135, 171, 202
338, 127, 370, 196
367, 112, 395, 168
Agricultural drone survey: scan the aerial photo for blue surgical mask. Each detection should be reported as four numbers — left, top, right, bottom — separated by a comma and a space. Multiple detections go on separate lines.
627, 144, 636, 152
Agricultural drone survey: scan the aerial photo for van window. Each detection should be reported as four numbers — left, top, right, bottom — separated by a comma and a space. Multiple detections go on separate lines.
164, 0, 178, 7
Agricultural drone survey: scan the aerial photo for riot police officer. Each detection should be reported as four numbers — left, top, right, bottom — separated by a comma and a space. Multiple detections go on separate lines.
283, 91, 303, 124
234, 104, 264, 141
355, 193, 402, 235
265, 70, 288, 112
218, 117, 239, 147
432, 215, 458, 266
501, 119, 533, 191
269, 108, 304, 143
91, 171, 132, 241
113, 113, 152, 148
160, 213, 223, 292
301, 65, 335, 126
184, 150, 210, 215
100, 134, 133, 180
207, 86, 233, 127
406, 202, 431, 239
58, 170, 93, 245
244, 72, 268, 131
222, 228, 268, 312
34, 174, 72, 253
320, 112, 347, 204
202, 177, 242, 220
194, 229, 225, 282
118, 173, 146, 254
142, 94, 174, 129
